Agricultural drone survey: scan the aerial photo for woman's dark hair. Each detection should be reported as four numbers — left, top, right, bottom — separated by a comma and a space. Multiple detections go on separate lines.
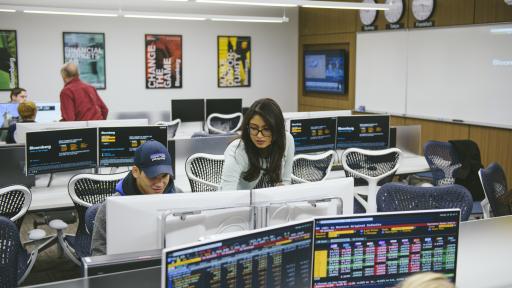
240, 98, 286, 185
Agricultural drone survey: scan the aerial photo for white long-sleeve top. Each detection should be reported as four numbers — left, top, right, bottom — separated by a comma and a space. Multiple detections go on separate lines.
220, 132, 295, 190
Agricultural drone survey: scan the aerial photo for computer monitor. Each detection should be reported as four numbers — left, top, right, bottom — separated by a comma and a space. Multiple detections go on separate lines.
0, 103, 20, 127
171, 99, 205, 122
336, 115, 390, 150
35, 102, 61, 123
290, 117, 337, 153
106, 190, 251, 255
251, 178, 354, 227
162, 220, 314, 288
98, 126, 167, 167
312, 209, 460, 287
25, 127, 98, 175
205, 98, 242, 118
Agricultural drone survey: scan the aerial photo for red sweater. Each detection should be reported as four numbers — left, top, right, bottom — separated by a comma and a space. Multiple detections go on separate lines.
60, 78, 109, 121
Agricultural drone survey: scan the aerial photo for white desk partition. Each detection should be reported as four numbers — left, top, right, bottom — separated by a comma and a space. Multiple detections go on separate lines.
251, 178, 354, 227
14, 121, 87, 144
86, 119, 148, 127
163, 206, 252, 248
106, 190, 250, 255
457, 215, 512, 288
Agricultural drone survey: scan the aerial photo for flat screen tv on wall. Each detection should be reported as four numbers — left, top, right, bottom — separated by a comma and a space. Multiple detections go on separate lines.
304, 49, 347, 95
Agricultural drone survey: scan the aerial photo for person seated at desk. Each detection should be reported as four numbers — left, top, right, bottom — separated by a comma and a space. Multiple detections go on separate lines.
220, 98, 294, 190
6, 100, 37, 144
397, 272, 454, 288
92, 140, 182, 256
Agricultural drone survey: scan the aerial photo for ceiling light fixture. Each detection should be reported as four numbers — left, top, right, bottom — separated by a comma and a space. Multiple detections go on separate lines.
0, 9, 16, 12
193, 0, 389, 10
211, 16, 289, 22
123, 13, 207, 21
196, 0, 298, 7
24, 9, 118, 17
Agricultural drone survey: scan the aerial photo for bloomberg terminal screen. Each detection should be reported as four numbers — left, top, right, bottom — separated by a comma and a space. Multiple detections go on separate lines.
165, 221, 314, 288
313, 211, 460, 288
98, 126, 167, 167
291, 117, 337, 153
336, 115, 390, 150
26, 128, 97, 175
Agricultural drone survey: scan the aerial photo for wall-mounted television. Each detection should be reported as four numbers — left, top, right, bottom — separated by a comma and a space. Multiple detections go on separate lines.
304, 49, 347, 95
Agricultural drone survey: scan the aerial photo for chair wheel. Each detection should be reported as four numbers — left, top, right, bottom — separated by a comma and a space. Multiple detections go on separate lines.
28, 229, 47, 240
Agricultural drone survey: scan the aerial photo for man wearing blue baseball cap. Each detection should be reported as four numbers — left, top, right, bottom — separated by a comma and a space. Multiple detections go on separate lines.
91, 140, 181, 255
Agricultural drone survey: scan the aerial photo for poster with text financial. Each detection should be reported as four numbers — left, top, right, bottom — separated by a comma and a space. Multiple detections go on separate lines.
145, 34, 182, 89
218, 36, 251, 88
63, 32, 106, 89
0, 30, 19, 91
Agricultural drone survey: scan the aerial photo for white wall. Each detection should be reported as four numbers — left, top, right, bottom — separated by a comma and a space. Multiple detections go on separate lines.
0, 11, 298, 123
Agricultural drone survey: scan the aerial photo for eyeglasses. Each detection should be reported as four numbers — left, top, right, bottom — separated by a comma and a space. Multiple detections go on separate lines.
248, 125, 272, 137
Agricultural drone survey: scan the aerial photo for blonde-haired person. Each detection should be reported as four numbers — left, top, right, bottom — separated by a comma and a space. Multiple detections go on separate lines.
6, 101, 37, 144
398, 272, 455, 288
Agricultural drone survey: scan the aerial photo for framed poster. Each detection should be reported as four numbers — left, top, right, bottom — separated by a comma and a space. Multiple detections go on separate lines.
0, 30, 19, 90
145, 34, 182, 89
218, 36, 251, 88
63, 32, 106, 89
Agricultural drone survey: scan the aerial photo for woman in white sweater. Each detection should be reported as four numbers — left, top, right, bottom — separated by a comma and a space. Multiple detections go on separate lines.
220, 98, 295, 190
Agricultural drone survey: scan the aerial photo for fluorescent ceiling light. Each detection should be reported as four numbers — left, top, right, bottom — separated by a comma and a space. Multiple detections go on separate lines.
299, 0, 389, 10
196, 0, 298, 7
124, 14, 207, 20
490, 28, 512, 34
24, 9, 117, 17
211, 16, 289, 22
0, 9, 16, 12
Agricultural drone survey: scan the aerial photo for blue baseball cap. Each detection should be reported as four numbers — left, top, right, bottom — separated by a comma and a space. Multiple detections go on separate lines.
134, 140, 173, 178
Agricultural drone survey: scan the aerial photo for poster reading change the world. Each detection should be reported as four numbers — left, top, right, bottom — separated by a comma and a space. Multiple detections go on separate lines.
0, 30, 19, 91
145, 34, 182, 89
218, 36, 251, 88
63, 32, 106, 89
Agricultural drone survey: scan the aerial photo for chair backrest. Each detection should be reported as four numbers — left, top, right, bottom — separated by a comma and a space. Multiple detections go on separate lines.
68, 172, 129, 232
206, 112, 243, 134
377, 183, 474, 221
185, 153, 225, 192
155, 119, 181, 139
292, 150, 336, 184
0, 216, 21, 287
479, 162, 511, 217
85, 204, 101, 234
424, 141, 462, 186
342, 148, 402, 185
0, 185, 31, 229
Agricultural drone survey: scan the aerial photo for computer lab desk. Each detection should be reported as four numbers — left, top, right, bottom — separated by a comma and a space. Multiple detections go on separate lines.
28, 153, 429, 212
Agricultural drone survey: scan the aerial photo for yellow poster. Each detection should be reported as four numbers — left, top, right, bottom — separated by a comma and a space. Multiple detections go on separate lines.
218, 36, 251, 87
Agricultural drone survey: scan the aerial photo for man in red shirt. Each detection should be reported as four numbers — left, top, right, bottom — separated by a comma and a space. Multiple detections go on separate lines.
59, 62, 109, 121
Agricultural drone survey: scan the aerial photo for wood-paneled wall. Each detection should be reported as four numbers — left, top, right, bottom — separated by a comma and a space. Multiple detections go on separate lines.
299, 1, 512, 186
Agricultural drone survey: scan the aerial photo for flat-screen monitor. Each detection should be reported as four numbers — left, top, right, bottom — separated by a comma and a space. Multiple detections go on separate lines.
98, 126, 167, 167
290, 117, 337, 153
0, 103, 20, 127
336, 115, 390, 150
35, 102, 61, 123
25, 128, 98, 175
304, 49, 347, 95
313, 210, 460, 287
163, 220, 314, 288
171, 99, 205, 122
205, 98, 242, 118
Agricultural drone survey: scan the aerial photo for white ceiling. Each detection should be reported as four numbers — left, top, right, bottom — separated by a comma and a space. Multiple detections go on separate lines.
0, 0, 292, 16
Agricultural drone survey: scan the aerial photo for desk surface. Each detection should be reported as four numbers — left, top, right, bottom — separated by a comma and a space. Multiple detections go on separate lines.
28, 153, 428, 211
28, 266, 160, 288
